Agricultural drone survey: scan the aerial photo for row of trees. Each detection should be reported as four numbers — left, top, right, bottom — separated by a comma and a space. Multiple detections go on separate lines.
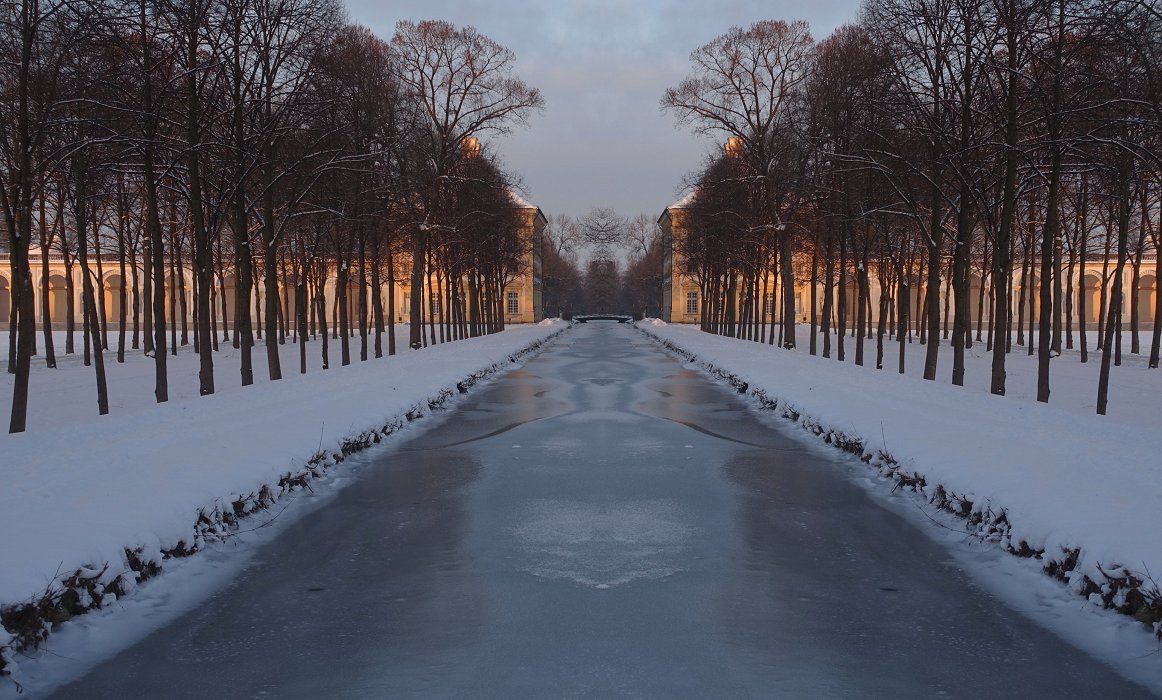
664, 2, 1162, 414
537, 208, 663, 317
2, 4, 543, 433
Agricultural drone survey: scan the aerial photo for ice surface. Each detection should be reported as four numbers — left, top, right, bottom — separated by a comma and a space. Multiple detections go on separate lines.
513, 499, 692, 588
0, 323, 565, 617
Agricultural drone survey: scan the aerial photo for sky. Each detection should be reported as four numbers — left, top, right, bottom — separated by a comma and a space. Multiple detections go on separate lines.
344, 0, 862, 222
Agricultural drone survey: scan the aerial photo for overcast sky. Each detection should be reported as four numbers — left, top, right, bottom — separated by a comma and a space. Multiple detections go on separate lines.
344, 0, 862, 222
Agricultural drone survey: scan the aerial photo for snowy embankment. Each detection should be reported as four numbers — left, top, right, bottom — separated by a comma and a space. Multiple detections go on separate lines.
0, 321, 568, 676
636, 320, 1162, 638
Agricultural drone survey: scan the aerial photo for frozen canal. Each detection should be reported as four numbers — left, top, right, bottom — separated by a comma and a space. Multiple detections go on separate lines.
50, 323, 1156, 698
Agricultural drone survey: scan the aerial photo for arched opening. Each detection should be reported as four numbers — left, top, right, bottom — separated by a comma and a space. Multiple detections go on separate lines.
104, 274, 123, 323
400, 287, 413, 323
968, 273, 985, 326
1020, 272, 1041, 320
167, 272, 192, 326
283, 276, 298, 327
907, 281, 924, 331
348, 278, 362, 328
48, 274, 69, 324
1140, 274, 1157, 325
841, 280, 859, 330
0, 275, 10, 321
222, 274, 237, 329
1082, 274, 1103, 324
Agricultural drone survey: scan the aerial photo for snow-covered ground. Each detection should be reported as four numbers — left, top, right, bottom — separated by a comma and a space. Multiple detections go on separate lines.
722, 323, 1158, 427
1, 324, 440, 431
0, 321, 567, 684
638, 319, 1162, 685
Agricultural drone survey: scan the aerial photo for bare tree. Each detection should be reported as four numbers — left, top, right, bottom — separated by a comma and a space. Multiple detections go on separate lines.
663, 19, 814, 349
1, 0, 94, 431
390, 19, 542, 349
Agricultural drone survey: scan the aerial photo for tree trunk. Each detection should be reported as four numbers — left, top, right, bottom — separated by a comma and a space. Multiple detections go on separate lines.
779, 232, 795, 349
1097, 171, 1131, 415
115, 182, 128, 363
1065, 242, 1075, 351
1097, 216, 1113, 350
409, 228, 425, 349
387, 234, 397, 355
1079, 182, 1090, 363
1129, 208, 1145, 355
143, 150, 168, 402
855, 256, 868, 367
809, 239, 818, 355
822, 236, 833, 358
186, 39, 215, 395
898, 269, 908, 374
338, 254, 351, 366
952, 186, 973, 386
838, 227, 847, 362
297, 265, 308, 375
1148, 239, 1160, 368
372, 255, 384, 359
176, 236, 188, 349
169, 224, 178, 355
65, 256, 76, 355
38, 194, 56, 368
924, 188, 942, 380
359, 234, 368, 361
262, 210, 281, 380
1037, 149, 1063, 402
74, 159, 109, 416
95, 232, 108, 351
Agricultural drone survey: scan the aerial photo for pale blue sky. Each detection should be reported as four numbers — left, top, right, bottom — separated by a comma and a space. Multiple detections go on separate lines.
345, 0, 862, 221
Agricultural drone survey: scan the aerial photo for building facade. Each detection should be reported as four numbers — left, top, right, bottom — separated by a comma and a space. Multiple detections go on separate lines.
0, 201, 546, 333
660, 198, 1158, 330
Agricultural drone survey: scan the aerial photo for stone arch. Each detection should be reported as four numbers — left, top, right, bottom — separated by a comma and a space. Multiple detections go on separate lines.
399, 285, 413, 323
103, 274, 124, 323
0, 274, 10, 321
1139, 274, 1157, 325
347, 276, 363, 325
282, 275, 298, 327
968, 273, 986, 326
1081, 273, 1103, 324
906, 281, 924, 331
1020, 272, 1041, 320
48, 274, 69, 323
841, 279, 859, 328
221, 273, 237, 328
166, 269, 193, 322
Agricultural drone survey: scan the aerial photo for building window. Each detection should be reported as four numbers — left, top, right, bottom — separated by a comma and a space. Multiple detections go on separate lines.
402, 292, 410, 320
763, 292, 774, 315
430, 292, 440, 317
507, 291, 519, 315
686, 291, 698, 315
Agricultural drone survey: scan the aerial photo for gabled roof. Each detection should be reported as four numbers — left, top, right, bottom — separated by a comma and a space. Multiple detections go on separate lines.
668, 190, 696, 209
509, 191, 535, 209
659, 189, 697, 224
509, 190, 546, 225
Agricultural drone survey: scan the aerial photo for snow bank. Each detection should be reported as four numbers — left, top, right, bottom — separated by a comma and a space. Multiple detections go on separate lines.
0, 322, 567, 672
636, 322, 1162, 636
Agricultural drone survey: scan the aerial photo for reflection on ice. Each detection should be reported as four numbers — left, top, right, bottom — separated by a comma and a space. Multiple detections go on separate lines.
513, 499, 692, 588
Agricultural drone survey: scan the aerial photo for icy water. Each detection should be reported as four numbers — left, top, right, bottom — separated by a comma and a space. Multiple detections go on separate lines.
49, 323, 1156, 698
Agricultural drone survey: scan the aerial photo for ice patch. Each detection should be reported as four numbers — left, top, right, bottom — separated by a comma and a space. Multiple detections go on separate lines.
512, 499, 691, 589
